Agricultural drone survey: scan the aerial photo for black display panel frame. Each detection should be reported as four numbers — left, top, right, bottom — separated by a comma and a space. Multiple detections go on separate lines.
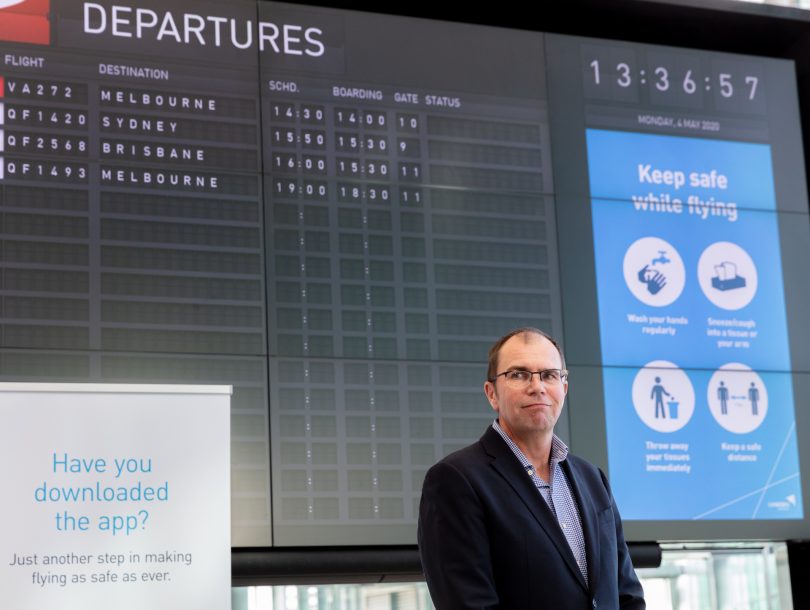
0, 0, 809, 558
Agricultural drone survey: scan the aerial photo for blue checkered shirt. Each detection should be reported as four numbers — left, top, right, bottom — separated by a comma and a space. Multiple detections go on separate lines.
492, 420, 589, 585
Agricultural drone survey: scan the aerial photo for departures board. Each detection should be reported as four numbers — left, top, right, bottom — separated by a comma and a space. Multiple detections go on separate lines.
0, 0, 808, 546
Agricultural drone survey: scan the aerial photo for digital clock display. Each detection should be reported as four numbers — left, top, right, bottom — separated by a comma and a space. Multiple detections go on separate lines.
582, 43, 767, 115
587, 57, 761, 102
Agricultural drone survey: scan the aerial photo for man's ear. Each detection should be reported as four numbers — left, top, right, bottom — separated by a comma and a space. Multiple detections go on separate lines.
484, 380, 498, 412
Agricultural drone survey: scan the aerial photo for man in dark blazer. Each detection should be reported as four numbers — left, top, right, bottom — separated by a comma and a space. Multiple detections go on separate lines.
418, 328, 645, 609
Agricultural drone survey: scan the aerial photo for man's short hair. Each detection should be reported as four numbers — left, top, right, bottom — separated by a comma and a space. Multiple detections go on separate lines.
486, 327, 566, 381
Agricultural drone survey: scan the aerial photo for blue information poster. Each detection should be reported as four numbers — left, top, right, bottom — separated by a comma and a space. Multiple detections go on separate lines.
587, 129, 802, 520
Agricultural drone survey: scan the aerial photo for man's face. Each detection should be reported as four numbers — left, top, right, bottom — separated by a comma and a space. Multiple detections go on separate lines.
484, 333, 568, 442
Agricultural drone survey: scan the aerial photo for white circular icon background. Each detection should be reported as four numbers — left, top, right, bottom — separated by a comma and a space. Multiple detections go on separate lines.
623, 237, 685, 307
707, 363, 768, 434
697, 241, 758, 311
631, 360, 695, 433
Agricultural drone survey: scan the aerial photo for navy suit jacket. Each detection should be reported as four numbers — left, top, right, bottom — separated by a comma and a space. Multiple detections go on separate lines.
418, 426, 645, 610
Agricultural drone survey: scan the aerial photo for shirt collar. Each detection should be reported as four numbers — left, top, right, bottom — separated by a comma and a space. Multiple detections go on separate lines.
491, 419, 569, 468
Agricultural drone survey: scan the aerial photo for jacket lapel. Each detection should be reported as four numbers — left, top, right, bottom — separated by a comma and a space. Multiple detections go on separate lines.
561, 457, 601, 596
480, 427, 589, 592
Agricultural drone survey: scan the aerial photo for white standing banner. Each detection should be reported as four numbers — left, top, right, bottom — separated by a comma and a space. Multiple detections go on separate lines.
0, 383, 232, 610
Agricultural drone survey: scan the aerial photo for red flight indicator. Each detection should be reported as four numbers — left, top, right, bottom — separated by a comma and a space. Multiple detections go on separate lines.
0, 0, 50, 45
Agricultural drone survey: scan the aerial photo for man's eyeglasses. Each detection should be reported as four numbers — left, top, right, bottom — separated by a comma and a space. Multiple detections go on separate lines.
489, 369, 568, 386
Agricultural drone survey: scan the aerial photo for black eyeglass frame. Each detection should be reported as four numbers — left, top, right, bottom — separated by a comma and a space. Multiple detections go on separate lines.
488, 368, 569, 384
